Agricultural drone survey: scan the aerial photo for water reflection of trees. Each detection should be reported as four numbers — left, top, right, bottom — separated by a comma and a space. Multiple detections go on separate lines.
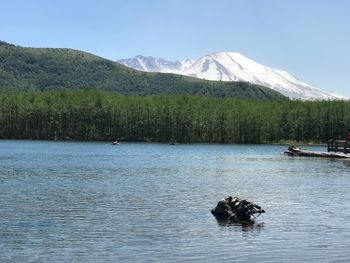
215, 218, 265, 234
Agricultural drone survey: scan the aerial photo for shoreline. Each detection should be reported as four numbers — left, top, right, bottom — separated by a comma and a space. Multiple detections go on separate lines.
0, 138, 328, 146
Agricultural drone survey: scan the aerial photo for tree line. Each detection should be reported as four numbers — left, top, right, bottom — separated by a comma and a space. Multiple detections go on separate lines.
1, 89, 349, 143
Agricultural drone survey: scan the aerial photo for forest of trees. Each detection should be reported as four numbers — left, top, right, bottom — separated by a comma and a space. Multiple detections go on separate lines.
1, 89, 350, 144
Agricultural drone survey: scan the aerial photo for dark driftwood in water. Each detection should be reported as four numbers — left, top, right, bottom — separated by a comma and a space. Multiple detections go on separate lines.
285, 146, 350, 159
211, 196, 265, 224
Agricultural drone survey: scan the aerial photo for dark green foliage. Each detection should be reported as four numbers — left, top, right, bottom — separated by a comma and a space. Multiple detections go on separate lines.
0, 89, 349, 143
0, 44, 285, 100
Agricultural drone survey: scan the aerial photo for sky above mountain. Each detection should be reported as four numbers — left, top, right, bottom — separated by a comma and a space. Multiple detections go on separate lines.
1, 0, 349, 97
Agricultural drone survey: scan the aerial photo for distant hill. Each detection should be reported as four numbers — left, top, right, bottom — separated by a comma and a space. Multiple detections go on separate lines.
0, 42, 286, 100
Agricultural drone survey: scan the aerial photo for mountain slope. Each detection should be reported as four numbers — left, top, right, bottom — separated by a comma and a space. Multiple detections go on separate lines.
119, 52, 346, 100
183, 52, 345, 100
0, 43, 286, 100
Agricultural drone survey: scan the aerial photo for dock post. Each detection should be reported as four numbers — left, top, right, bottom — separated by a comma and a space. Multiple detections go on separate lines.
335, 140, 338, 153
327, 140, 333, 152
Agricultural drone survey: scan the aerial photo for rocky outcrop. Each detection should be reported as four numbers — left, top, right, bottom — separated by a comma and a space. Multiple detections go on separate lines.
211, 196, 265, 223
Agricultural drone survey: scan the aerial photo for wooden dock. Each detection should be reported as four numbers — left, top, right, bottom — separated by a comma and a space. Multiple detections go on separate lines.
327, 140, 350, 154
285, 145, 350, 159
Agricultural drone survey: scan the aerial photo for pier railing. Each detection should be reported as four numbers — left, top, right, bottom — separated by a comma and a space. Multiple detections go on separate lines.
327, 140, 350, 154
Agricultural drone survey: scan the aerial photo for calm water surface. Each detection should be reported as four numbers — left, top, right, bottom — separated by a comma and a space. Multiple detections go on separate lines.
0, 140, 350, 262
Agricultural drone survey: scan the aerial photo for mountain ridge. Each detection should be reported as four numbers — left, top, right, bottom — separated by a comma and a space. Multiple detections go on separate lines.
0, 42, 286, 100
118, 52, 346, 100
117, 55, 193, 74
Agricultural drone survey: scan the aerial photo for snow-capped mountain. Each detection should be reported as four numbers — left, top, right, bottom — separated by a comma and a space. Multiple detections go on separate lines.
117, 55, 193, 74
118, 52, 346, 100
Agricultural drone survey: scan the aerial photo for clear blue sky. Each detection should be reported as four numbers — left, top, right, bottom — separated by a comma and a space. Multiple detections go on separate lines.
1, 0, 349, 96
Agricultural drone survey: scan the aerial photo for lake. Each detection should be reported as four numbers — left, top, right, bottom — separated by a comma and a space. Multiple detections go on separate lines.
1, 140, 349, 262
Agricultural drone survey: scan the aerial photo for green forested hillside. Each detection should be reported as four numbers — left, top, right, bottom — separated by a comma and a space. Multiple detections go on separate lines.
0, 42, 285, 100
1, 89, 349, 143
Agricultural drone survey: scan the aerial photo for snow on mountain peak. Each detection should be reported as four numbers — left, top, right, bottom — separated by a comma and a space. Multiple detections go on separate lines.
117, 55, 191, 74
117, 52, 347, 100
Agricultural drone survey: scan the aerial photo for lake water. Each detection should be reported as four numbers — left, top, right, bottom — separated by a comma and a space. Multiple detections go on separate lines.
1, 140, 350, 262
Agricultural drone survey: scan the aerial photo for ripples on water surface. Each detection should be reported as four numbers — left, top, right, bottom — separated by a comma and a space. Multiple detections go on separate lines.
0, 140, 350, 262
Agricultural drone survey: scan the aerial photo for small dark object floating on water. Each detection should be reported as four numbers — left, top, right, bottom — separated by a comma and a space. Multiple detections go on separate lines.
284, 145, 350, 159
169, 140, 178, 145
112, 140, 119, 145
211, 196, 265, 224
